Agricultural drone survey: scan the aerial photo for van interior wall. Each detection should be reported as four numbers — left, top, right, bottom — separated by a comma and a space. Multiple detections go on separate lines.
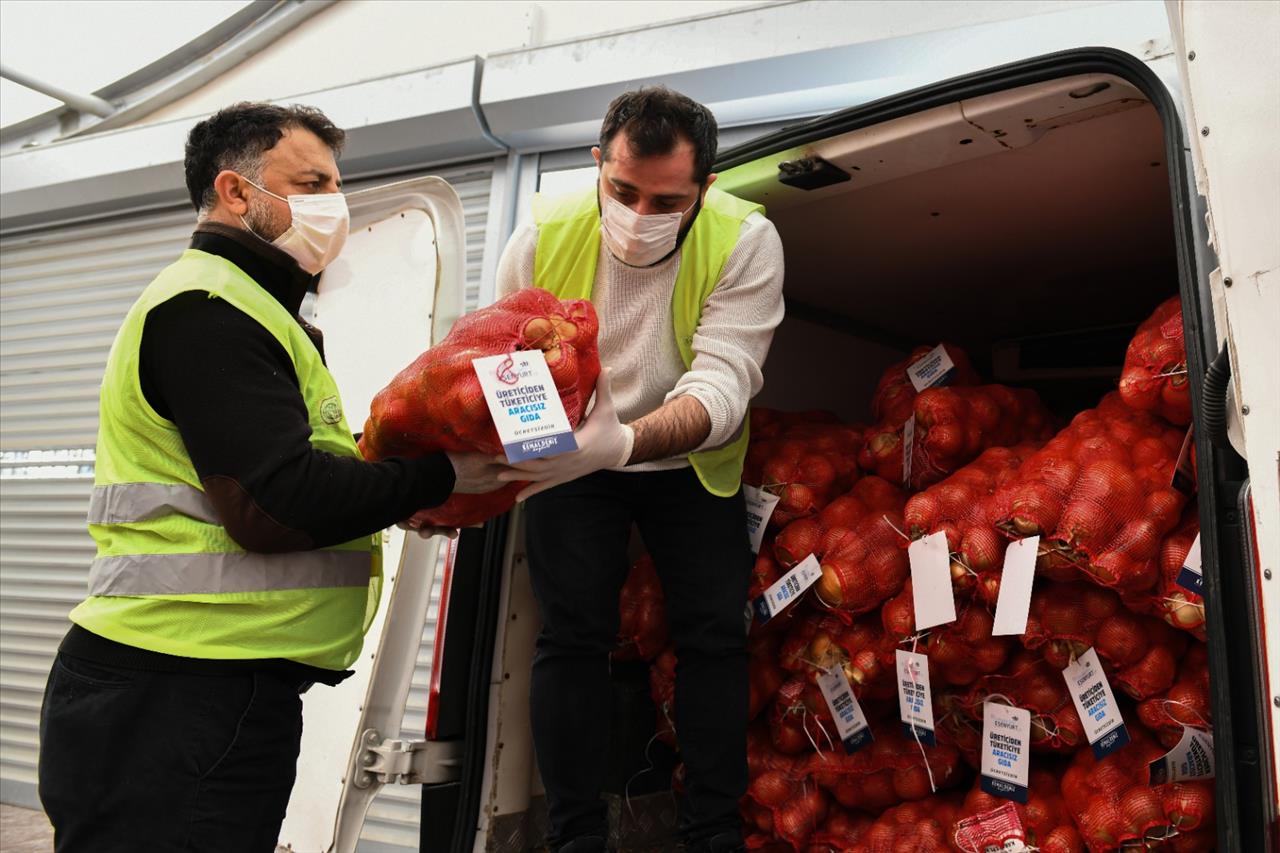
752, 98, 1177, 422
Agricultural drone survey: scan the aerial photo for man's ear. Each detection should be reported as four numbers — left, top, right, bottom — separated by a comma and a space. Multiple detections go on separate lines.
591, 146, 602, 167
702, 172, 718, 201
212, 170, 252, 217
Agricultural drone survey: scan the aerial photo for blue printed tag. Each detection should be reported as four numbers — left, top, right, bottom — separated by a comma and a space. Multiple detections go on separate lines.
752, 555, 822, 625
1064, 648, 1131, 760
817, 668, 873, 754
1175, 533, 1204, 595
473, 351, 577, 463
896, 650, 936, 747
980, 701, 1031, 804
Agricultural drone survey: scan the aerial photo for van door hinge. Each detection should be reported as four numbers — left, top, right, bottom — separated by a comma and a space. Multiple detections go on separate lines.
351, 728, 462, 788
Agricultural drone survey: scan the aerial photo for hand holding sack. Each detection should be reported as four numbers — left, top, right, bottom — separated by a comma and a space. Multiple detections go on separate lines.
359, 288, 601, 527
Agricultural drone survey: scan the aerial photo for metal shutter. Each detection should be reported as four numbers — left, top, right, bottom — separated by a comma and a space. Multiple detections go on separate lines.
0, 160, 495, 846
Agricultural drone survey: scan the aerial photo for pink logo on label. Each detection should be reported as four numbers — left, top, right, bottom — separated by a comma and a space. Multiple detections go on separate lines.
496, 354, 518, 385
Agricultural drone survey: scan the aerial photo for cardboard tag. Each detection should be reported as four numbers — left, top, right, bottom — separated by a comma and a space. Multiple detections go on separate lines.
1064, 648, 1131, 759
1176, 533, 1204, 595
902, 415, 916, 487
1171, 426, 1197, 496
744, 485, 781, 555
896, 649, 936, 746
1148, 726, 1215, 784
907, 343, 957, 392
752, 554, 822, 624
909, 532, 957, 630
817, 668, 873, 753
952, 802, 1028, 853
992, 536, 1039, 636
981, 700, 1031, 803
472, 350, 577, 462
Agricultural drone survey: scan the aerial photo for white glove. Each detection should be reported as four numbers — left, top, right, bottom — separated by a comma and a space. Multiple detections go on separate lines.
396, 509, 460, 540
498, 369, 635, 502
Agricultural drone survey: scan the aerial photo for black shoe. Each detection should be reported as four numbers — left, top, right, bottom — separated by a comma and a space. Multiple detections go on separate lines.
557, 835, 608, 853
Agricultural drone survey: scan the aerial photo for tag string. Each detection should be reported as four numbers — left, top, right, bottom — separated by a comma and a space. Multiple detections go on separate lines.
905, 716, 939, 794
882, 514, 912, 543
1157, 698, 1212, 731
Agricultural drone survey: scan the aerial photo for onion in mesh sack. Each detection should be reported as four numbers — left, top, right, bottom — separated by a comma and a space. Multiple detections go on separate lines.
1118, 296, 1192, 426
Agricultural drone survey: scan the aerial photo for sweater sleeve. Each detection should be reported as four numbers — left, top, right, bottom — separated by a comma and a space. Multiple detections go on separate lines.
665, 213, 786, 449
495, 220, 538, 300
139, 291, 457, 552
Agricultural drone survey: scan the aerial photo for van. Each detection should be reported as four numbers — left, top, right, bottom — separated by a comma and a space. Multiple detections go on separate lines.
283, 4, 1278, 851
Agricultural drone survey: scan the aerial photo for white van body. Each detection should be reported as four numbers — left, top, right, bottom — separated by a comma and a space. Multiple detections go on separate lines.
279, 2, 1278, 851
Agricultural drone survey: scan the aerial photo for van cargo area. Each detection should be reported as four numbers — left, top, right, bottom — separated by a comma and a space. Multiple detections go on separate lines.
443, 62, 1260, 853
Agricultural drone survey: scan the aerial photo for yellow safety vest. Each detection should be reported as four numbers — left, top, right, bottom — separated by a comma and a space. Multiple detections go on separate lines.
69, 249, 382, 671
532, 186, 764, 496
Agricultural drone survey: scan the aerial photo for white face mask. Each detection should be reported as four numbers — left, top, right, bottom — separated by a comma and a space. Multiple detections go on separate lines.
599, 192, 697, 267
240, 177, 350, 275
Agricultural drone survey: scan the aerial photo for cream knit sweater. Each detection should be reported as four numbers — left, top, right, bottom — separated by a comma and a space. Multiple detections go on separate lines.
495, 211, 785, 471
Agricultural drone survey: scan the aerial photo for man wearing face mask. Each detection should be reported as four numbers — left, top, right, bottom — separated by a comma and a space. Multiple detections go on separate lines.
494, 87, 785, 853
37, 102, 504, 853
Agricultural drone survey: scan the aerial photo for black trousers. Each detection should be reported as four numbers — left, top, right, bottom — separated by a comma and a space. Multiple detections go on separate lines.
525, 468, 752, 849
38, 653, 304, 852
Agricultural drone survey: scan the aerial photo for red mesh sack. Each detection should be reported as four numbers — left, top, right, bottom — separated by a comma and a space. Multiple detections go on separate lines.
769, 676, 838, 754
773, 476, 909, 614
904, 444, 1044, 600
881, 582, 1014, 687
360, 288, 600, 526
1137, 643, 1212, 749
799, 726, 965, 813
869, 343, 981, 426
1061, 726, 1215, 852
955, 649, 1087, 755
1022, 581, 1188, 700
649, 647, 677, 747
950, 769, 1085, 853
779, 611, 899, 703
1118, 296, 1192, 426
805, 808, 873, 852
614, 555, 667, 661
990, 392, 1188, 594
860, 385, 1054, 490
1151, 505, 1206, 640
749, 630, 789, 721
746, 744, 830, 851
845, 795, 965, 853
744, 421, 865, 530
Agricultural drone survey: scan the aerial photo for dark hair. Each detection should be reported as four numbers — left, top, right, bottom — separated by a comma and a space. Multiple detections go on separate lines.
599, 87, 718, 184
183, 102, 346, 212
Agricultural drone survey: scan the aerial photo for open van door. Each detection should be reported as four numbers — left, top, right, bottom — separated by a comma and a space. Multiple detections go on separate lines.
1165, 0, 1280, 840
274, 177, 469, 852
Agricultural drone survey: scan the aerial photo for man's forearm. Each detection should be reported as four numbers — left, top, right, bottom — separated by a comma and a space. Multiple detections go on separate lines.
626, 395, 712, 465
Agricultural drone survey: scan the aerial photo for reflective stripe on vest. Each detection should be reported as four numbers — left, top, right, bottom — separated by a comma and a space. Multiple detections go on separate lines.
88, 483, 218, 525
532, 186, 764, 496
88, 550, 372, 596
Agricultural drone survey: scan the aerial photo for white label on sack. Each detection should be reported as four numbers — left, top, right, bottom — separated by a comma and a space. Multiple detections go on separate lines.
744, 485, 781, 555
1064, 648, 1131, 759
1148, 726, 1215, 784
817, 667, 873, 753
902, 414, 916, 488
752, 554, 822, 624
992, 536, 1039, 636
907, 344, 957, 392
896, 649, 936, 746
909, 532, 957, 630
472, 350, 577, 462
1176, 533, 1204, 595
980, 700, 1032, 803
